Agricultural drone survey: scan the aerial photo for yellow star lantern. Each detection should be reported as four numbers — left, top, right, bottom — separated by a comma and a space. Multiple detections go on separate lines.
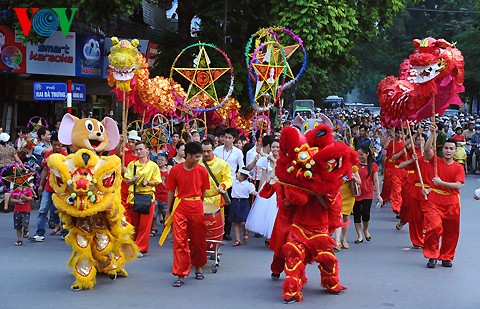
252, 43, 286, 102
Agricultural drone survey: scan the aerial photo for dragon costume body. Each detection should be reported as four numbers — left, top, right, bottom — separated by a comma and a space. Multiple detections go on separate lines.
273, 121, 358, 302
49, 114, 138, 291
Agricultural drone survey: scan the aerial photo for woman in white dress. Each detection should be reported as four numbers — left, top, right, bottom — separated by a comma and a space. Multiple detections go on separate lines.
246, 139, 280, 242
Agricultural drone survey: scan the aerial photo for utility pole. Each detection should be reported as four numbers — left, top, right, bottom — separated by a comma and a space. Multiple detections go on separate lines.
223, 0, 228, 43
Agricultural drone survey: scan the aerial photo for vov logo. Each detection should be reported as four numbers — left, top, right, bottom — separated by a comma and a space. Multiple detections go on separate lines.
13, 8, 78, 37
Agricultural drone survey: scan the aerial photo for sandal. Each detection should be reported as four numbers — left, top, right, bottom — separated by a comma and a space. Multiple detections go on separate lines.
50, 228, 60, 236
194, 272, 204, 280
173, 279, 184, 287
341, 240, 349, 249
243, 234, 249, 244
232, 240, 241, 247
265, 239, 270, 247
14, 240, 22, 246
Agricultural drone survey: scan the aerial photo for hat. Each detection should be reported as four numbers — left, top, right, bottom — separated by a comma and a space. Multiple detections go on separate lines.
0, 132, 10, 142
190, 129, 199, 134
127, 130, 141, 141
238, 168, 251, 177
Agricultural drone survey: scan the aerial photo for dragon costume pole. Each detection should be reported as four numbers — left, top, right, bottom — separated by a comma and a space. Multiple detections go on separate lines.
140, 110, 146, 132
432, 95, 438, 177
122, 90, 127, 167
406, 122, 427, 200
204, 111, 208, 136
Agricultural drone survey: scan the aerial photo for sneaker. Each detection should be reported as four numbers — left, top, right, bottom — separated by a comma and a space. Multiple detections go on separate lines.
441, 260, 453, 267
427, 258, 437, 268
283, 297, 298, 304
23, 228, 29, 238
14, 240, 23, 246
137, 252, 144, 258
271, 273, 280, 281
28, 235, 45, 242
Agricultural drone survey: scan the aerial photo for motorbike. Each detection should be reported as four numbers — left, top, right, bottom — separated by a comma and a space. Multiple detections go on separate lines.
454, 141, 467, 173
471, 142, 480, 173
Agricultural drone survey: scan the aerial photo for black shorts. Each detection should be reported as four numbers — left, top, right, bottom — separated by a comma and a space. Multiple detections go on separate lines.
13, 212, 30, 230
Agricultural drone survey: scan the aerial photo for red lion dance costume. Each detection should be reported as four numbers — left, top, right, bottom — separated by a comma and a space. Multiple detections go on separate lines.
378, 37, 464, 127
274, 124, 358, 303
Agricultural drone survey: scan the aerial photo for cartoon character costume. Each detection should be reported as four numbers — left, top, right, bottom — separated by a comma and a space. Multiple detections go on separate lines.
274, 122, 358, 303
48, 114, 138, 291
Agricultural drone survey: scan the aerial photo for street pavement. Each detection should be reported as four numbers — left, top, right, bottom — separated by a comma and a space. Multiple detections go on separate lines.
1, 176, 480, 308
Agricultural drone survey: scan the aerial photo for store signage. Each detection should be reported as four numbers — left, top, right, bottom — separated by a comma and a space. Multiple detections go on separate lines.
33, 82, 67, 101
13, 8, 78, 37
72, 83, 86, 101
76, 34, 103, 78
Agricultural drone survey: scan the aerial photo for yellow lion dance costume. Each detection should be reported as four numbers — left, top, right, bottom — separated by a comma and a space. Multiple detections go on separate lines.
49, 113, 138, 291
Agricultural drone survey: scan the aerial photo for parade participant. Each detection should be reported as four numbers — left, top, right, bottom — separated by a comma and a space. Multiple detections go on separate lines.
124, 141, 162, 255
29, 134, 68, 242
151, 155, 169, 236
381, 128, 405, 213
1, 132, 24, 212
51, 113, 137, 291
214, 128, 244, 241
436, 123, 447, 158
245, 139, 280, 244
230, 168, 257, 247
190, 129, 201, 142
116, 130, 140, 222
397, 132, 432, 248
10, 186, 34, 246
423, 126, 465, 268
389, 129, 408, 217
245, 134, 273, 190
200, 138, 232, 218
163, 142, 210, 287
167, 142, 185, 173
332, 166, 361, 250
167, 133, 180, 159
353, 145, 382, 243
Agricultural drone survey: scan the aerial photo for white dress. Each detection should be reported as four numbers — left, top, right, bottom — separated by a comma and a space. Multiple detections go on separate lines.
245, 156, 278, 238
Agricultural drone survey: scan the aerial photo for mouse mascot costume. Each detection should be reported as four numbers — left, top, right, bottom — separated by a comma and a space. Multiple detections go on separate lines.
275, 116, 358, 303
48, 113, 138, 291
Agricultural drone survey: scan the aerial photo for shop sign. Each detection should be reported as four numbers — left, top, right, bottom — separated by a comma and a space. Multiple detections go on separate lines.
0, 26, 26, 73
26, 31, 76, 76
76, 34, 103, 78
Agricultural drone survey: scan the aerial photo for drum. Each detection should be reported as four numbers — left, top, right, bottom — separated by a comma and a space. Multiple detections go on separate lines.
204, 202, 224, 250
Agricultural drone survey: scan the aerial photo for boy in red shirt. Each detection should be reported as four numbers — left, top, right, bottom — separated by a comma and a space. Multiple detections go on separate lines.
11, 187, 34, 246
163, 142, 210, 287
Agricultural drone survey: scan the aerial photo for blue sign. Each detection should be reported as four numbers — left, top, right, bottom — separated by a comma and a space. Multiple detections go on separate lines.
72, 83, 86, 101
33, 82, 67, 101
76, 34, 104, 78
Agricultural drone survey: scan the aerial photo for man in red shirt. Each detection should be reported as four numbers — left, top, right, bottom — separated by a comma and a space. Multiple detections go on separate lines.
162, 142, 210, 287
383, 129, 407, 216
29, 133, 68, 242
423, 125, 465, 268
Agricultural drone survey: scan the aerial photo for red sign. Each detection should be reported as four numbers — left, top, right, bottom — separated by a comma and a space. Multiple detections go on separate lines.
146, 43, 159, 68
0, 26, 26, 73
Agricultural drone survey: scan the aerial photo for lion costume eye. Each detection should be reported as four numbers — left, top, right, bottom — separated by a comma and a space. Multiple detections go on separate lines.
85, 120, 94, 132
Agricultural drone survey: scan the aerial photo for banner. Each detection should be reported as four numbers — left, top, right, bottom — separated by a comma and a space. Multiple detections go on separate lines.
102, 37, 149, 78
0, 26, 26, 73
26, 31, 76, 76
76, 34, 104, 78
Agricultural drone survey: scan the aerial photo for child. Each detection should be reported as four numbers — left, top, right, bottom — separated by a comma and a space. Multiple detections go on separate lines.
152, 155, 169, 236
229, 168, 257, 246
11, 187, 34, 246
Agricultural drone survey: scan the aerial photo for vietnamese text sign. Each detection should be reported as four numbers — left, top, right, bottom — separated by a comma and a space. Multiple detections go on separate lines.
33, 82, 67, 100
72, 83, 86, 101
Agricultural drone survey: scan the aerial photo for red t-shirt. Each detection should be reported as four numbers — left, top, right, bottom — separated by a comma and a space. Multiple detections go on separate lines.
166, 163, 210, 215
154, 170, 169, 202
121, 147, 138, 196
404, 154, 434, 201
168, 146, 177, 159
451, 134, 466, 143
428, 157, 465, 205
13, 187, 33, 212
385, 140, 405, 168
356, 162, 379, 201
42, 149, 68, 193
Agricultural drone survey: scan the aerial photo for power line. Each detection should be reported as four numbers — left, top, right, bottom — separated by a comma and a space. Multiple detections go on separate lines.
406, 7, 480, 14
